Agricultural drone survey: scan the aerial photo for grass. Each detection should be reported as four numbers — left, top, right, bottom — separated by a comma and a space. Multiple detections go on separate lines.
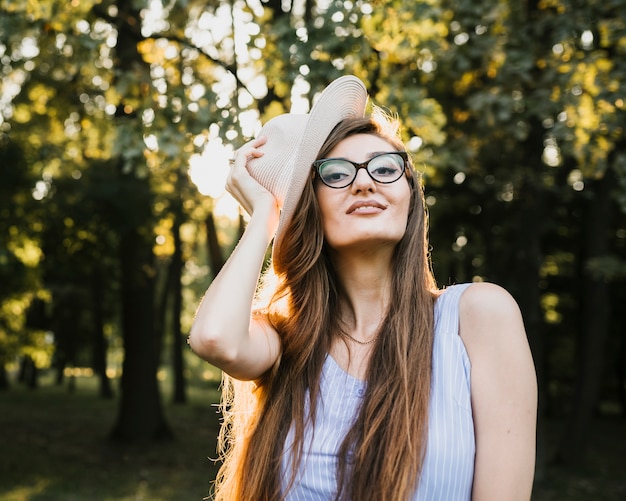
533, 418, 626, 500
1, 374, 625, 500
0, 374, 222, 501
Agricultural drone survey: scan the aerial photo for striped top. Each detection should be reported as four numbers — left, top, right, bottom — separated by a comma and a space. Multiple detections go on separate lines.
280, 283, 475, 500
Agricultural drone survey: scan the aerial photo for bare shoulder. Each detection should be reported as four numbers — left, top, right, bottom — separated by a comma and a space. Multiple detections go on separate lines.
458, 282, 526, 348
459, 281, 521, 317
459, 282, 528, 361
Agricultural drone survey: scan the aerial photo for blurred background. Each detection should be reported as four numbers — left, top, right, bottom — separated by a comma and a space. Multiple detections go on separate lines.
0, 0, 624, 500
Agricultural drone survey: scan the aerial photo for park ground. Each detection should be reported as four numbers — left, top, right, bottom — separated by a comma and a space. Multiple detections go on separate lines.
1, 374, 625, 501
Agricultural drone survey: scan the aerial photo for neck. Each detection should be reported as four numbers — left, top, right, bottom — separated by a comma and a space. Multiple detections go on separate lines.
331, 247, 394, 337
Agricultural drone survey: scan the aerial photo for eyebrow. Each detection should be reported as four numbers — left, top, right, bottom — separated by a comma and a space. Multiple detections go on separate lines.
367, 151, 392, 158
317, 151, 401, 163
343, 151, 397, 160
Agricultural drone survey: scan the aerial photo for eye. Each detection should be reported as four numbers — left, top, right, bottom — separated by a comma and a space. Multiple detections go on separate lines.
369, 154, 403, 179
318, 160, 354, 184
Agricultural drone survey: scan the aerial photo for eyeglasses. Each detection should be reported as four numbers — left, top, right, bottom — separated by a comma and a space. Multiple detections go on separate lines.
313, 151, 409, 189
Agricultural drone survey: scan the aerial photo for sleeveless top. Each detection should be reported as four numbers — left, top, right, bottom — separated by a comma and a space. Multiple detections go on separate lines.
280, 283, 475, 500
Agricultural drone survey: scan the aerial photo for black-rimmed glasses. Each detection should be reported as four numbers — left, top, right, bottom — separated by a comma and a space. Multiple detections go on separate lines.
313, 151, 409, 189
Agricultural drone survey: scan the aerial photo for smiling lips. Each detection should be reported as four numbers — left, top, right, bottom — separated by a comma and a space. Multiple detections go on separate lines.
346, 200, 387, 214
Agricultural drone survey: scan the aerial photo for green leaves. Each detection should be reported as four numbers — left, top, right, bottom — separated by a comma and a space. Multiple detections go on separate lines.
1, 2, 624, 428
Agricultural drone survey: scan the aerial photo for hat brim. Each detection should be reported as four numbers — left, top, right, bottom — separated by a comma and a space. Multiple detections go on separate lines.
253, 75, 368, 262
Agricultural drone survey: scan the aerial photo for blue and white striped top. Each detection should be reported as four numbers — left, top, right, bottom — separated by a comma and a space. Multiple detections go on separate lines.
280, 283, 475, 500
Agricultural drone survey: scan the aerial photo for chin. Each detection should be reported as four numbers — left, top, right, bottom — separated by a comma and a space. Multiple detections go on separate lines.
326, 233, 404, 252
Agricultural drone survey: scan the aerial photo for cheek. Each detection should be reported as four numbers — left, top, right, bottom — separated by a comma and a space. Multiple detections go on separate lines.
318, 203, 340, 239
397, 185, 412, 222
315, 190, 337, 234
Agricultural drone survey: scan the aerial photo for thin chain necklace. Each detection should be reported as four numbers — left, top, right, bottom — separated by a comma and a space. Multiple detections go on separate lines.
343, 309, 386, 346
345, 332, 379, 345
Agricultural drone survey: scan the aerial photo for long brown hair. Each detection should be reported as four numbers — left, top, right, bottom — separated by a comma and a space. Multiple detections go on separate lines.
212, 111, 438, 501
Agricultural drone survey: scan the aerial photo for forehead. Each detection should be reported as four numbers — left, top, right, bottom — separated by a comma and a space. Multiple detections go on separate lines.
327, 133, 397, 160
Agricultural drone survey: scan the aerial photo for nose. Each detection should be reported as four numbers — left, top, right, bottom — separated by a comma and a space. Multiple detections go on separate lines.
350, 167, 376, 193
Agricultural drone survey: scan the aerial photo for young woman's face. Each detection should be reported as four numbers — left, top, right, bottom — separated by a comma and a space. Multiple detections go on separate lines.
314, 133, 412, 254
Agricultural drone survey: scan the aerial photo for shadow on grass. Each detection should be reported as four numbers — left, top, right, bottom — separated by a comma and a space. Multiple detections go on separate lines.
531, 418, 626, 501
0, 376, 222, 501
2, 375, 625, 500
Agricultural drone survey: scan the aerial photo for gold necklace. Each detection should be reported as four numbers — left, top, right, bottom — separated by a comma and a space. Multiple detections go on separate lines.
345, 332, 379, 345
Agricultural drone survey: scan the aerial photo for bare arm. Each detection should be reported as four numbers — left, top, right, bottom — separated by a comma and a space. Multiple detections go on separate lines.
188, 137, 281, 381
459, 283, 537, 501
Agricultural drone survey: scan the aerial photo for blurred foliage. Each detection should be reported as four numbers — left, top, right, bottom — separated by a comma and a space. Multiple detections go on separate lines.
0, 0, 624, 461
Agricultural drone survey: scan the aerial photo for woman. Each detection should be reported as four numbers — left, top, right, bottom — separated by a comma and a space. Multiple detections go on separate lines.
189, 76, 537, 501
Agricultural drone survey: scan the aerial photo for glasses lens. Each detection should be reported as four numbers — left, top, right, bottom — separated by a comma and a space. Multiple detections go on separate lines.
368, 153, 405, 183
317, 160, 355, 188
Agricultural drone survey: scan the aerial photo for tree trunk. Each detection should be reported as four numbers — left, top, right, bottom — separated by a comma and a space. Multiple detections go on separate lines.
238, 212, 245, 241
617, 318, 626, 417
206, 209, 225, 278
0, 364, 8, 389
92, 267, 113, 399
54, 355, 65, 386
154, 254, 171, 376
172, 201, 186, 404
557, 171, 612, 465
108, 0, 171, 441
110, 209, 172, 441
19, 355, 38, 389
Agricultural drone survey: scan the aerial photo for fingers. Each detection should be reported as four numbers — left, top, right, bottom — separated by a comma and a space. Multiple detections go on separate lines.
225, 136, 273, 216
230, 136, 267, 168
